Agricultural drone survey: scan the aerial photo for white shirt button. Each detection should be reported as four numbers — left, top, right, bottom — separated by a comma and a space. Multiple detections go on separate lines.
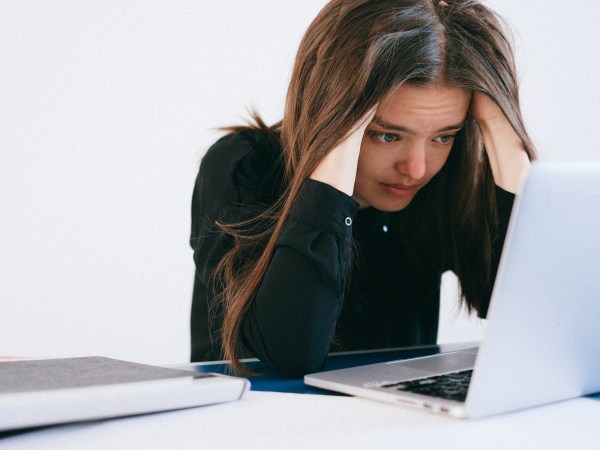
344, 217, 352, 226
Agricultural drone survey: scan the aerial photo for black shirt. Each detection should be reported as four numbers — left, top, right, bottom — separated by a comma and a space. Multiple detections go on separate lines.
190, 129, 515, 376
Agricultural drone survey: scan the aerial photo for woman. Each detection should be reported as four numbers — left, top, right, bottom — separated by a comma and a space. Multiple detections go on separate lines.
190, 0, 536, 377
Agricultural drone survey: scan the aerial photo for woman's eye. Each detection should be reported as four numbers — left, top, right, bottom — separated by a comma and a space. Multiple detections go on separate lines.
434, 135, 455, 144
372, 132, 398, 143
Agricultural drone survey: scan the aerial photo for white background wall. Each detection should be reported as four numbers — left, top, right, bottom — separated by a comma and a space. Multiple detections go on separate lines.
1, 1, 599, 365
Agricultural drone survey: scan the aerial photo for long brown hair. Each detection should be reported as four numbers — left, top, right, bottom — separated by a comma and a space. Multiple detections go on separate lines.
215, 0, 536, 374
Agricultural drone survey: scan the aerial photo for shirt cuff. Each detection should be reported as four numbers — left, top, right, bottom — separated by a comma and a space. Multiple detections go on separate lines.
289, 179, 360, 239
494, 184, 516, 225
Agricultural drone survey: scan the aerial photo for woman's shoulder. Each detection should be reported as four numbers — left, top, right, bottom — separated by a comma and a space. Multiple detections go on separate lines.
201, 127, 279, 169
199, 127, 284, 200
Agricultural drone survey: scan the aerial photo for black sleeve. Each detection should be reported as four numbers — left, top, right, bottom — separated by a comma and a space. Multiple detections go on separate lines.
239, 180, 358, 377
190, 133, 266, 363
190, 132, 359, 376
492, 184, 516, 263
190, 136, 250, 362
482, 185, 516, 317
495, 185, 515, 239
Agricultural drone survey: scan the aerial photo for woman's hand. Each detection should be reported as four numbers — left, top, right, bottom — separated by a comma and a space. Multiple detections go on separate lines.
310, 107, 376, 196
471, 92, 530, 194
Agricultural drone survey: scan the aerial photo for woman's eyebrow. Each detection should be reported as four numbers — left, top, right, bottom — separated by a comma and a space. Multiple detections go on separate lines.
371, 116, 465, 134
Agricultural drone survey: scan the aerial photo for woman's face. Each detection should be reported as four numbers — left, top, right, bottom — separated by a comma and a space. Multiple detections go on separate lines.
353, 84, 471, 211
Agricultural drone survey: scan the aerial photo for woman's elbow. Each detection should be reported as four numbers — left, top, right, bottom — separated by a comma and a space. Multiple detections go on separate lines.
270, 352, 328, 378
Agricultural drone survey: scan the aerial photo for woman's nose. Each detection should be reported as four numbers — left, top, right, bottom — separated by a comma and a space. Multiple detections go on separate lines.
395, 146, 427, 181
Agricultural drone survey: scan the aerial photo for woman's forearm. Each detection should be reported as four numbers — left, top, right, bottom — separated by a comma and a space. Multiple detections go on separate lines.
240, 180, 357, 377
478, 116, 530, 194
309, 108, 376, 196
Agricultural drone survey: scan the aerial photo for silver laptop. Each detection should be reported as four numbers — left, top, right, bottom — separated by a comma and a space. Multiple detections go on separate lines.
305, 162, 600, 418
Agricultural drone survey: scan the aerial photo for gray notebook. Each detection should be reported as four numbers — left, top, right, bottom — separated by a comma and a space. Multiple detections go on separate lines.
0, 356, 249, 432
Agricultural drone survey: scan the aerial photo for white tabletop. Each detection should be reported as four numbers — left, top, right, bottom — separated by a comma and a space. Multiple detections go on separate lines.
2, 390, 600, 449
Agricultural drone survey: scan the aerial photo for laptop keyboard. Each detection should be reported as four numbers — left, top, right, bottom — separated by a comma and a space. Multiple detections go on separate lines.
380, 369, 472, 402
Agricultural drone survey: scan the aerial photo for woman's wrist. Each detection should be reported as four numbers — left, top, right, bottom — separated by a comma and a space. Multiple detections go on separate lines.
309, 137, 361, 196
309, 108, 376, 196
477, 117, 530, 194
471, 93, 530, 194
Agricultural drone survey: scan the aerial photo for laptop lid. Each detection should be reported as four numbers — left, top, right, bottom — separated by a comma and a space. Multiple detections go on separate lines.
465, 161, 600, 417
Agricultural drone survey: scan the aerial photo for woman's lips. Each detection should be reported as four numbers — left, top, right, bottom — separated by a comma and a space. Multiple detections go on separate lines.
381, 182, 419, 198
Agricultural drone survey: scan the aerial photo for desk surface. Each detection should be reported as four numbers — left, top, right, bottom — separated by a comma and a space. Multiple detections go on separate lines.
2, 343, 600, 449
3, 390, 600, 449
